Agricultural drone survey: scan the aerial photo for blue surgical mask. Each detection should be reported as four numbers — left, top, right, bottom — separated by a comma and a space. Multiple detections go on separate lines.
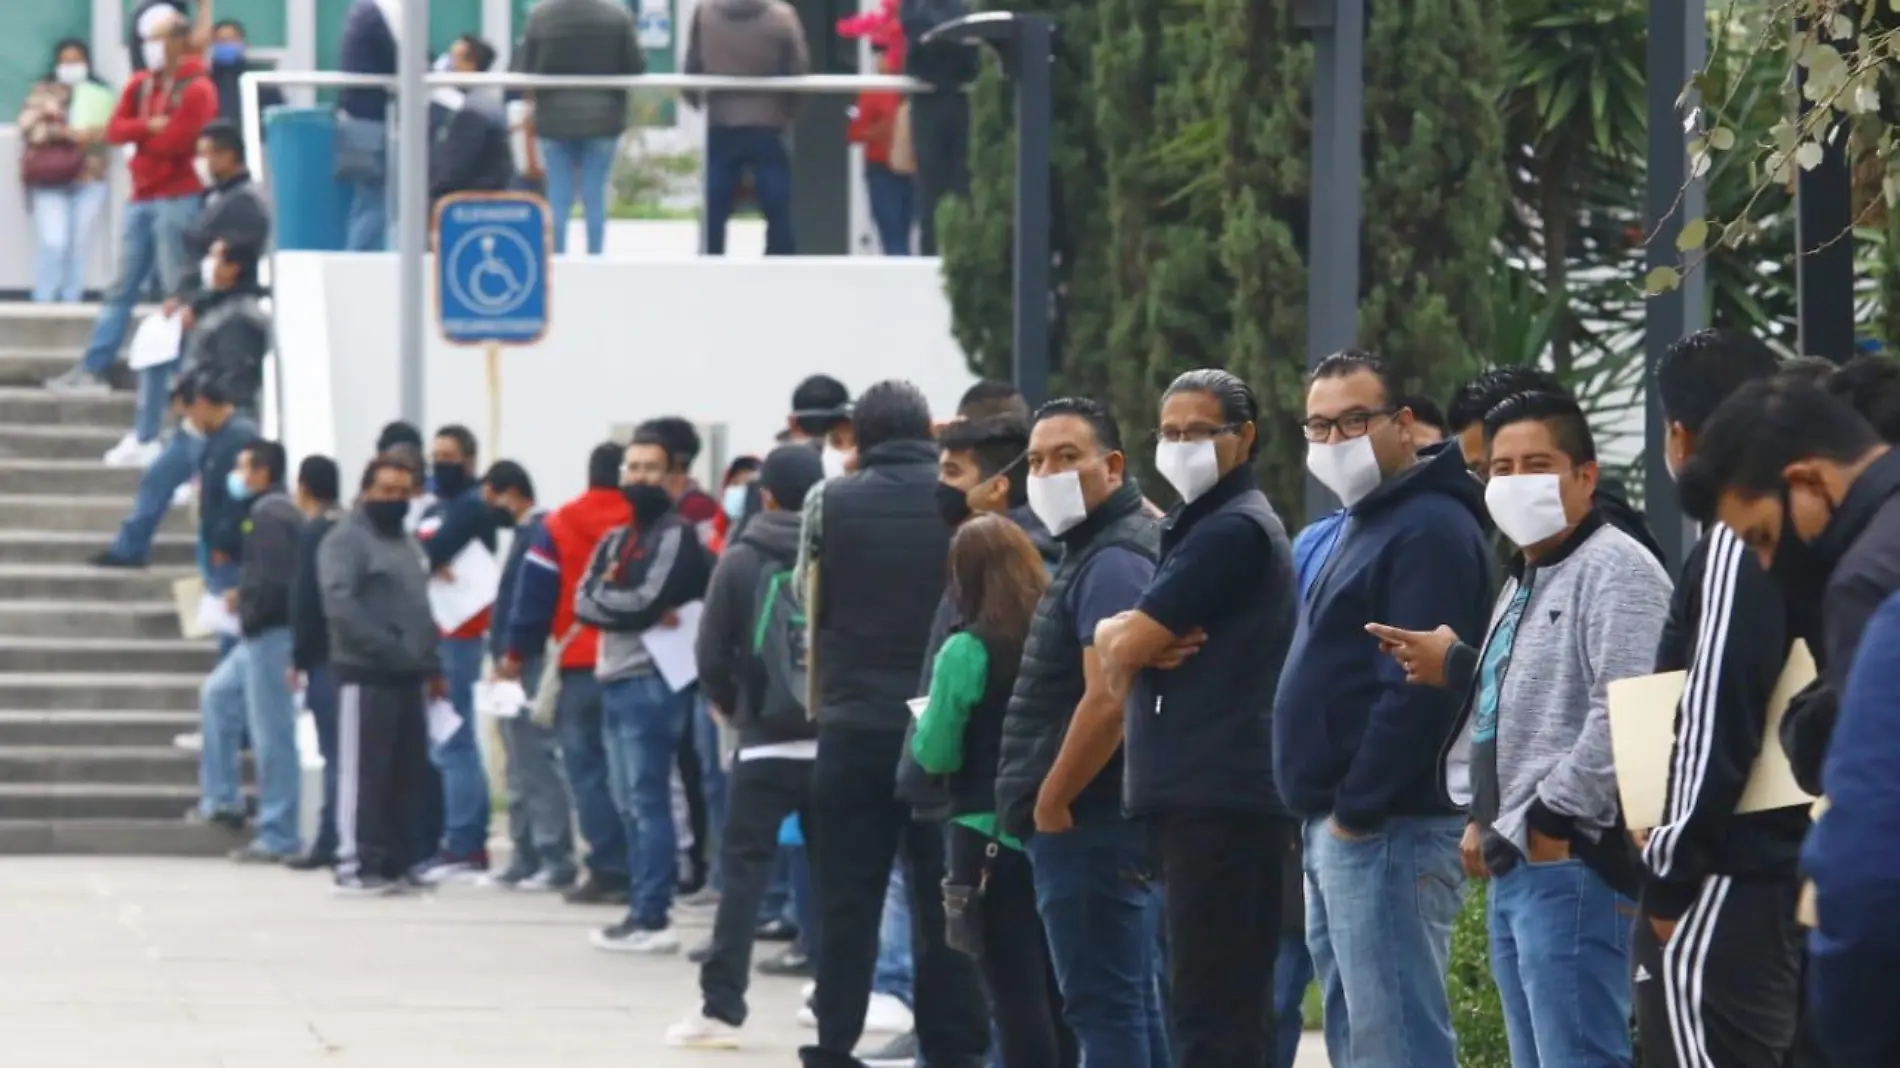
722, 484, 749, 522
210, 42, 245, 67
226, 470, 254, 501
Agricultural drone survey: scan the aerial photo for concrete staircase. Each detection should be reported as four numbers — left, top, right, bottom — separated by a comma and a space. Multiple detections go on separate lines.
0, 308, 231, 855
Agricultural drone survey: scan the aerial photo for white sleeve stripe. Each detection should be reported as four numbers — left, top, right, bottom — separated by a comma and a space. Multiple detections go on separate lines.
1646, 526, 1743, 876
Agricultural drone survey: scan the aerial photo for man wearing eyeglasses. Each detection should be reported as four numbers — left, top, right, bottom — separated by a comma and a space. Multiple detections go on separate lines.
1269, 350, 1494, 1068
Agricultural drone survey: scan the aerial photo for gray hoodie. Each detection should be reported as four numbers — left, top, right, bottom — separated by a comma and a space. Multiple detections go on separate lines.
316, 508, 441, 684
683, 0, 811, 130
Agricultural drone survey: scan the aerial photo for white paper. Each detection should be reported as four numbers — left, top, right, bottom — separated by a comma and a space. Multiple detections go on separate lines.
642, 600, 704, 692
128, 311, 183, 370
427, 542, 501, 632
426, 698, 463, 745
475, 679, 528, 720
907, 697, 928, 720
195, 591, 241, 639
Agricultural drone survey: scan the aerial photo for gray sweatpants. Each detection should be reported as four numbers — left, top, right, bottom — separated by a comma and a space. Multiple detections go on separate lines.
501, 656, 575, 875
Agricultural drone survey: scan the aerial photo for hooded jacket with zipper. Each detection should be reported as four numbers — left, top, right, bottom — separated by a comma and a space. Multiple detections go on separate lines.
508, 487, 631, 670
575, 498, 714, 683
1272, 442, 1493, 831
236, 487, 305, 638
178, 171, 271, 303
105, 55, 216, 201
695, 509, 814, 747
417, 483, 500, 641
183, 285, 271, 412
316, 507, 441, 684
1439, 512, 1671, 895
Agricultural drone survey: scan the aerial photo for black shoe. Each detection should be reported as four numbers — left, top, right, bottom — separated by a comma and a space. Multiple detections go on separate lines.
89, 550, 146, 569
563, 872, 631, 906
183, 806, 246, 832
334, 872, 398, 897
286, 851, 337, 872
686, 938, 713, 964
754, 917, 799, 942
755, 947, 814, 978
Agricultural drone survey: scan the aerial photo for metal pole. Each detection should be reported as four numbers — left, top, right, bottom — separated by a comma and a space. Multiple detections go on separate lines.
1795, 19, 1856, 364
1011, 17, 1054, 411
1300, 0, 1364, 522
1642, 0, 1706, 574
397, 0, 431, 428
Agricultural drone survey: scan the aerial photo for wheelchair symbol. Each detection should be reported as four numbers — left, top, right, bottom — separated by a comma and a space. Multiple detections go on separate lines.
445, 225, 539, 318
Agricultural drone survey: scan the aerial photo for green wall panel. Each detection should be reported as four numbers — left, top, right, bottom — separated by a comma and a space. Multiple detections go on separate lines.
121, 0, 286, 46
0, 5, 92, 119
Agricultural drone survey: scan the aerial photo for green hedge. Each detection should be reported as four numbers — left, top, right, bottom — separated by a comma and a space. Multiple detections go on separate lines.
1449, 882, 1510, 1068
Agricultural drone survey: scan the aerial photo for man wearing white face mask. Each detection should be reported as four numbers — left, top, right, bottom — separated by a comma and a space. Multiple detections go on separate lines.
1270, 349, 1492, 1068
1372, 390, 1671, 1068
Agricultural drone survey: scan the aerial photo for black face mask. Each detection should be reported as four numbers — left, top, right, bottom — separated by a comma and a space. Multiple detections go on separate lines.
365, 499, 409, 536
489, 504, 518, 529
935, 481, 973, 528
622, 484, 672, 525
432, 462, 471, 499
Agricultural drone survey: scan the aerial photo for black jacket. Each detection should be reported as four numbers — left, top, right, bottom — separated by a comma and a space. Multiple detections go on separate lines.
813, 439, 952, 731
179, 172, 271, 302
1593, 476, 1669, 567
199, 412, 258, 561
994, 483, 1160, 840
490, 511, 544, 659
429, 92, 515, 202
237, 489, 303, 637
291, 509, 342, 670
696, 509, 813, 747
1640, 524, 1808, 921
183, 285, 271, 411
209, 59, 284, 129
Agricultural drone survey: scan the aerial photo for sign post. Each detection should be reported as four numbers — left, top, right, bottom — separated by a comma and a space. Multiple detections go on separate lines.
433, 192, 553, 457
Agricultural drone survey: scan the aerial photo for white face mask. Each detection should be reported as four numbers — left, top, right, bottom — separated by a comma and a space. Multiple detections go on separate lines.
1155, 440, 1221, 505
179, 418, 205, 440
199, 255, 218, 290
193, 158, 214, 187
142, 40, 168, 72
821, 446, 850, 480
1306, 436, 1383, 508
55, 63, 88, 87
1026, 470, 1089, 537
1485, 474, 1571, 549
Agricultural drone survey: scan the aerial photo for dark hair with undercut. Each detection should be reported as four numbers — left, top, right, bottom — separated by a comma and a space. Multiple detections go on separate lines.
1399, 394, 1448, 436
1675, 377, 1883, 522
853, 380, 934, 452
219, 237, 261, 275
1310, 348, 1399, 401
1823, 354, 1900, 444
958, 379, 1029, 422
241, 439, 287, 485
637, 416, 702, 471
377, 420, 423, 452
382, 443, 425, 483
1163, 368, 1262, 458
1033, 397, 1123, 454
1447, 366, 1567, 432
298, 454, 339, 504
1778, 355, 1839, 388
360, 455, 417, 492
434, 424, 478, 463
587, 441, 623, 488
790, 374, 852, 436
456, 33, 497, 71
1655, 328, 1783, 433
198, 120, 246, 163
1482, 390, 1597, 465
483, 460, 535, 502
939, 416, 1031, 505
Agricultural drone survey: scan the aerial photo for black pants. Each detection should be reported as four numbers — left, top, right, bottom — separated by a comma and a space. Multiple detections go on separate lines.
677, 717, 710, 889
1154, 809, 1292, 1068
337, 680, 431, 880
909, 91, 969, 256
947, 823, 1077, 1068
801, 725, 988, 1068
702, 757, 814, 1026
1633, 876, 1803, 1068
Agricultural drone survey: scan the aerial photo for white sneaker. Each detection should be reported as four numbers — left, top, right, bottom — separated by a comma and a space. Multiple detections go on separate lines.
796, 1005, 817, 1028
664, 1012, 742, 1050
629, 925, 682, 954
862, 992, 914, 1036
46, 367, 110, 396
172, 732, 202, 753
103, 433, 156, 468
171, 483, 195, 508
800, 981, 816, 1001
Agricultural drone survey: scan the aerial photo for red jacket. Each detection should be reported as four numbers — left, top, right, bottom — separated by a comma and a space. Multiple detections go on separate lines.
107, 56, 217, 202
848, 91, 903, 168
538, 488, 633, 671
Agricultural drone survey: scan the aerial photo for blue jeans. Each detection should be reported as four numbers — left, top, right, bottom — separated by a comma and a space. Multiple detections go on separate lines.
343, 119, 389, 253
1027, 814, 1170, 1068
555, 668, 627, 879
1274, 932, 1315, 1068
432, 637, 491, 857
538, 136, 617, 255
704, 125, 794, 256
306, 664, 340, 860
788, 842, 816, 954
132, 359, 178, 444
79, 195, 197, 378
200, 627, 301, 854
695, 692, 729, 887
1303, 814, 1465, 1068
864, 163, 913, 256
30, 181, 110, 302
602, 671, 693, 929
1489, 857, 1634, 1068
875, 862, 914, 1006
111, 429, 203, 562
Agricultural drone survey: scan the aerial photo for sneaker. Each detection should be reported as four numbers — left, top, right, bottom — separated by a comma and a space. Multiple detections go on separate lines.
229, 844, 294, 865
334, 872, 398, 897
686, 938, 713, 964
516, 868, 577, 893
797, 1004, 817, 1029
755, 917, 798, 942
45, 367, 110, 396
485, 858, 539, 889
90, 550, 147, 570
591, 922, 681, 954
171, 483, 194, 508
857, 1031, 919, 1068
395, 867, 440, 894
183, 805, 244, 831
589, 919, 641, 951
172, 732, 204, 753
677, 885, 722, 911
563, 872, 631, 906
285, 851, 337, 872
415, 850, 490, 885
102, 433, 160, 468
665, 1011, 742, 1050
757, 947, 814, 978
863, 992, 914, 1036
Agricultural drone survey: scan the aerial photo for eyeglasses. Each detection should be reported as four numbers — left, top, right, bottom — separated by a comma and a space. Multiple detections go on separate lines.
1152, 422, 1241, 445
1301, 409, 1393, 443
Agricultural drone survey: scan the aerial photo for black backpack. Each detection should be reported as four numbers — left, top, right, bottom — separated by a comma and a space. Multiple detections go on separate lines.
749, 548, 809, 726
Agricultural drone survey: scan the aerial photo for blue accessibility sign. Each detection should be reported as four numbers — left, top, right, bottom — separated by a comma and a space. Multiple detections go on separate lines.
434, 193, 551, 345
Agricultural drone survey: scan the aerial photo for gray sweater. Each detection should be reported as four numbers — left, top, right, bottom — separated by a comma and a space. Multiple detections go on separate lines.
514, 0, 645, 141
317, 508, 442, 684
1443, 521, 1672, 858
683, 0, 810, 130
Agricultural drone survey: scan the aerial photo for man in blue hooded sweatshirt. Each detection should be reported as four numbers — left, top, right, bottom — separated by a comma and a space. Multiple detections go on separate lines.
1271, 350, 1493, 1068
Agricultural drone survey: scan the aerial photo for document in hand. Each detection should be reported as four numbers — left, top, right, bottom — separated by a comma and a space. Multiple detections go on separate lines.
475, 679, 528, 720
1609, 641, 1818, 831
427, 543, 501, 632
129, 311, 183, 370
173, 575, 209, 639
426, 698, 463, 745
642, 600, 704, 693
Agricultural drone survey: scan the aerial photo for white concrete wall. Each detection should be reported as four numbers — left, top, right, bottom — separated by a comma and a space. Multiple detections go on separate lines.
273, 252, 975, 505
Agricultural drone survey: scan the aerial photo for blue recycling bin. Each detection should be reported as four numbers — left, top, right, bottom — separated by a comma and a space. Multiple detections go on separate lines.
263, 108, 353, 251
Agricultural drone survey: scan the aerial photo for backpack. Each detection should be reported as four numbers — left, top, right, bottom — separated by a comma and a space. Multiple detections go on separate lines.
749, 549, 809, 727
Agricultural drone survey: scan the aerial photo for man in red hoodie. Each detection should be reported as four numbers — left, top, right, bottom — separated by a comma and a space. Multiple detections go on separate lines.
500, 442, 635, 904
49, 7, 217, 399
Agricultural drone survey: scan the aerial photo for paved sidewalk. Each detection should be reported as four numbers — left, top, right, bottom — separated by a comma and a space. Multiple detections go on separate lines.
0, 857, 1332, 1068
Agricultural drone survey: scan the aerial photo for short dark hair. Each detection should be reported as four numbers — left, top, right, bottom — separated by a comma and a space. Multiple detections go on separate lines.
377, 421, 424, 452
638, 417, 702, 470
456, 33, 497, 71
1163, 368, 1261, 458
198, 120, 245, 163
213, 18, 246, 36
170, 371, 199, 406
1676, 377, 1882, 521
1823, 354, 1900, 444
587, 441, 623, 488
957, 380, 1029, 422
1311, 348, 1399, 402
1778, 356, 1839, 388
361, 456, 417, 492
1032, 396, 1124, 454
1482, 390, 1597, 465
193, 375, 235, 407
939, 416, 1030, 505
483, 460, 534, 501
853, 380, 934, 452
1655, 328, 1783, 433
1446, 366, 1567, 432
1399, 394, 1449, 435
790, 374, 852, 436
434, 424, 478, 462
241, 439, 287, 484
218, 237, 261, 274
298, 454, 339, 504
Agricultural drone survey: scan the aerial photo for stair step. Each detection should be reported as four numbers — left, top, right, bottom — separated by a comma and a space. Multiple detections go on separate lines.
0, 637, 217, 674
0, 423, 133, 461
0, 817, 243, 856
0, 563, 198, 601
0, 744, 200, 786
0, 673, 203, 712
0, 782, 206, 820
0, 493, 190, 534
0, 349, 86, 386
0, 387, 135, 426
0, 710, 200, 747
0, 600, 180, 639
0, 307, 114, 352
0, 530, 196, 566
0, 458, 146, 495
